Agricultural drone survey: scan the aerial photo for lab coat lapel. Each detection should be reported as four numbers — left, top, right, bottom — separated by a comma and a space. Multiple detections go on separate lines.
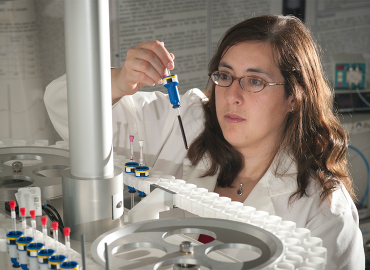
244, 172, 276, 215
244, 150, 298, 215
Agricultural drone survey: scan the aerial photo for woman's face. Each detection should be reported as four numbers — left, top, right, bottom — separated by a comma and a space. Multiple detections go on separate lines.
215, 42, 294, 152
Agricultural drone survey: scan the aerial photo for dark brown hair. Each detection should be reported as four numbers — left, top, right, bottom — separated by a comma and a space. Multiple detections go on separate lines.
187, 15, 355, 204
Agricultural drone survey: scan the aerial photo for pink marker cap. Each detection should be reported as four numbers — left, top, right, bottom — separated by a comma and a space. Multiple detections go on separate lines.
41, 216, 47, 226
20, 207, 26, 216
129, 135, 134, 142
52, 221, 58, 231
9, 201, 16, 210
63, 227, 71, 237
30, 210, 36, 219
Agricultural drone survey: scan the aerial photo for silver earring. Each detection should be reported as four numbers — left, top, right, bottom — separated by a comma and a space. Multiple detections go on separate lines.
291, 107, 294, 111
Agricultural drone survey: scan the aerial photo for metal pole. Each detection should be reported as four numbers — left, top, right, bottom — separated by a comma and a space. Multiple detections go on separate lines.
65, 0, 114, 178
63, 0, 123, 241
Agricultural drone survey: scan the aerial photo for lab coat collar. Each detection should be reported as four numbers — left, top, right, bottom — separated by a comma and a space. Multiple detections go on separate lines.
244, 149, 299, 214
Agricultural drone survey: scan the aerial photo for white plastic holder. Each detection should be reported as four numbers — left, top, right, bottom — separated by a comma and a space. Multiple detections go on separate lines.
27, 242, 44, 270
127, 188, 170, 224
15, 187, 42, 217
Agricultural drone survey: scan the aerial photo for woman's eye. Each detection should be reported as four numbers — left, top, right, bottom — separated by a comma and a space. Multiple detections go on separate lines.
219, 73, 230, 81
249, 77, 263, 86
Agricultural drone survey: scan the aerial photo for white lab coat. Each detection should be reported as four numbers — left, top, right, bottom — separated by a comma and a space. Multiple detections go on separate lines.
44, 75, 365, 269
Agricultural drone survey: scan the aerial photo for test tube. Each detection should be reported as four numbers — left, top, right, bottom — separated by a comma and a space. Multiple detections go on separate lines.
52, 221, 59, 254
129, 135, 134, 161
30, 210, 36, 241
41, 216, 48, 247
20, 207, 27, 235
63, 227, 71, 261
9, 200, 17, 232
139, 140, 144, 166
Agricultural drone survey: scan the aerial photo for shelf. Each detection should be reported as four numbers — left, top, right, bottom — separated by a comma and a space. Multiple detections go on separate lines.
335, 89, 370, 94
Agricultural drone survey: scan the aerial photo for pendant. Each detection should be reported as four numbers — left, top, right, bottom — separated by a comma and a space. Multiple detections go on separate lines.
237, 184, 243, 195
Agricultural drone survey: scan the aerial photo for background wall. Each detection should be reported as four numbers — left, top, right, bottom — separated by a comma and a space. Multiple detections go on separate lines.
0, 1, 370, 202
1, 0, 369, 146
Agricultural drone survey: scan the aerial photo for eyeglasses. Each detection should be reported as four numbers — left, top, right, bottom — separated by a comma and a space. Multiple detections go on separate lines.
209, 71, 286, 93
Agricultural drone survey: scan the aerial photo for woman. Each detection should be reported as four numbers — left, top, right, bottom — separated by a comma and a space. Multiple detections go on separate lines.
45, 15, 364, 268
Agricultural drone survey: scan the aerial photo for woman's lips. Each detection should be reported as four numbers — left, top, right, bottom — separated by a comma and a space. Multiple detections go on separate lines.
225, 114, 245, 123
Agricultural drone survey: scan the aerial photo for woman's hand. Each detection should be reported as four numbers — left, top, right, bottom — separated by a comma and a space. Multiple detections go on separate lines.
111, 40, 175, 104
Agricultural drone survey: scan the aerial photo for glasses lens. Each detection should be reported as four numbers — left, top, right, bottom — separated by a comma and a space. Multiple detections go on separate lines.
241, 77, 264, 92
211, 72, 232, 87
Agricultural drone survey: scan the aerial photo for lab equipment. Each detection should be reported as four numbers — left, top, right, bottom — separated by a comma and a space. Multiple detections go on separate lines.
23, 211, 44, 270
10, 200, 17, 232
52, 221, 59, 254
15, 187, 42, 217
47, 221, 67, 269
0, 142, 328, 269
125, 161, 139, 173
6, 200, 23, 268
90, 217, 284, 269
333, 54, 369, 113
139, 140, 144, 166
333, 54, 366, 89
162, 74, 189, 150
64, 227, 71, 261
129, 135, 134, 161
16, 234, 33, 270
41, 216, 48, 246
37, 216, 55, 270
37, 248, 55, 270
59, 227, 79, 270
340, 114, 370, 219
27, 241, 44, 270
20, 207, 27, 235
0, 146, 69, 202
135, 166, 149, 177
30, 210, 36, 241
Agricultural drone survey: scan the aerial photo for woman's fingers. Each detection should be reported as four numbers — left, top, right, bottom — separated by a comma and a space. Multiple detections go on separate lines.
137, 40, 174, 72
112, 40, 175, 101
126, 48, 164, 84
126, 69, 157, 88
125, 41, 174, 86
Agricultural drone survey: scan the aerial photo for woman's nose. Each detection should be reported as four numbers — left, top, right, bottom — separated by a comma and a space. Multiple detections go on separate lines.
224, 79, 244, 105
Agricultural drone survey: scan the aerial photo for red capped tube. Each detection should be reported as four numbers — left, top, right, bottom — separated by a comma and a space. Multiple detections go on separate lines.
64, 227, 71, 261
9, 200, 16, 209
30, 210, 36, 242
41, 216, 48, 246
52, 221, 59, 253
20, 207, 27, 235
9, 201, 17, 231
10, 201, 17, 232
41, 216, 47, 226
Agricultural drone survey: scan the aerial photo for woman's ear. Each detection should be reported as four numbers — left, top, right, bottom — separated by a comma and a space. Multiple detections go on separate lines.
287, 96, 296, 113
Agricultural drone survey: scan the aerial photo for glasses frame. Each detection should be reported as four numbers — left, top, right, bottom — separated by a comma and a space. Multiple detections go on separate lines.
209, 71, 286, 93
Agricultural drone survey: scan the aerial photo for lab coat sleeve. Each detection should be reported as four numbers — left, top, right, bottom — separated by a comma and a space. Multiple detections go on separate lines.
44, 74, 206, 169
44, 74, 177, 144
111, 87, 206, 168
44, 74, 70, 141
309, 198, 365, 269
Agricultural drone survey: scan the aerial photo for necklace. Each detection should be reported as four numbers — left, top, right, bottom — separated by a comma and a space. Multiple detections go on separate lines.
236, 176, 261, 195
